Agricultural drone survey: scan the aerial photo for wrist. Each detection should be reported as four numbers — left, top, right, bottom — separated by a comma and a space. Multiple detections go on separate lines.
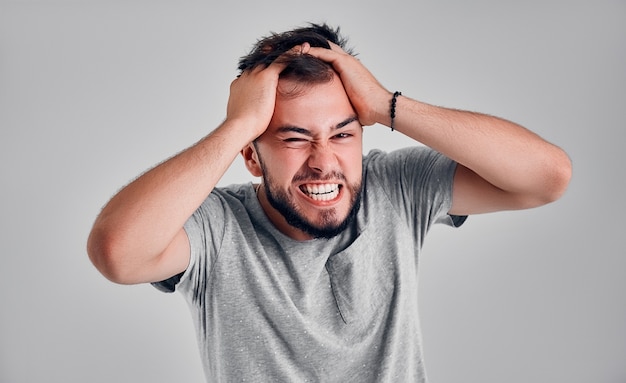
366, 89, 394, 127
389, 91, 402, 131
220, 116, 267, 145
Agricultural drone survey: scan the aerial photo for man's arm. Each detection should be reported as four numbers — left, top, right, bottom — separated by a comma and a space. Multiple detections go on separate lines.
307, 43, 572, 215
390, 98, 572, 215
87, 58, 290, 285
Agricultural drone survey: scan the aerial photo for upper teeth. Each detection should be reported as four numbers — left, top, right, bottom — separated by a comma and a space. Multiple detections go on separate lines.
302, 184, 340, 201
304, 184, 339, 195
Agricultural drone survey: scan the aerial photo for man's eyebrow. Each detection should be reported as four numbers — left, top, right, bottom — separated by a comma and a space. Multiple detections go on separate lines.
335, 115, 359, 130
276, 116, 359, 136
276, 126, 312, 136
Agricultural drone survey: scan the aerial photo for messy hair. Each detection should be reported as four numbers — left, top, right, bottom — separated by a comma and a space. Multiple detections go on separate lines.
237, 23, 355, 89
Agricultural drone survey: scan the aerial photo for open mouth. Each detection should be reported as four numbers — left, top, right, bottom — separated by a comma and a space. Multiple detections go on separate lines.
300, 183, 341, 202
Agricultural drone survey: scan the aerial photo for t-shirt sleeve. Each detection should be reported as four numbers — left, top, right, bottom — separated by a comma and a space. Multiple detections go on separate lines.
151, 192, 226, 294
366, 146, 467, 230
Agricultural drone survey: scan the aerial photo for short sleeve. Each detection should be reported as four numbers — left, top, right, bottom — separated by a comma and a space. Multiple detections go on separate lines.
151, 192, 227, 294
364, 147, 467, 231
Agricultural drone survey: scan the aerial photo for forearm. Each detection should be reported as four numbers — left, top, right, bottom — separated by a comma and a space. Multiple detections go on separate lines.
389, 96, 571, 202
87, 120, 252, 281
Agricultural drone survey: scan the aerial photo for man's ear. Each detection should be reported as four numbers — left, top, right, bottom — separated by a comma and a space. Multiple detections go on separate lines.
241, 143, 263, 177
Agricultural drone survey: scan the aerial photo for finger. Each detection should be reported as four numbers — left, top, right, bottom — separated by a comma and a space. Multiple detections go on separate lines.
301, 42, 311, 55
306, 45, 341, 64
265, 43, 309, 73
326, 40, 347, 54
239, 44, 301, 76
240, 43, 313, 78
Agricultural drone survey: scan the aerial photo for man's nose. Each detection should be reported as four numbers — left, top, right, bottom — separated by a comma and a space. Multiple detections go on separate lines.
307, 145, 338, 173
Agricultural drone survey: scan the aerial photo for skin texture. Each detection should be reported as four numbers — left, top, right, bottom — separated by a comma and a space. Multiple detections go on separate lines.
87, 40, 572, 285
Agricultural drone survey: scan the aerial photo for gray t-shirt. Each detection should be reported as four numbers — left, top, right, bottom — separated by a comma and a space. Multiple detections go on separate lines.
155, 147, 465, 382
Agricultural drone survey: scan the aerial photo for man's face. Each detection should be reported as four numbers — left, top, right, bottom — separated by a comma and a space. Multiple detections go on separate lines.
251, 74, 363, 240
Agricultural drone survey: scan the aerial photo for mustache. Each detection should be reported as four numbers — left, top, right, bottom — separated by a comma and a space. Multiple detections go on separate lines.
292, 170, 346, 183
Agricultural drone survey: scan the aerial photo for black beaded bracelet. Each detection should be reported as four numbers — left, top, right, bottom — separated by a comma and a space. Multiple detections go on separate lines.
390, 91, 401, 131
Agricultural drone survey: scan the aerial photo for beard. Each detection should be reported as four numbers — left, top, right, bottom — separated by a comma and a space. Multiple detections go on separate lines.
259, 163, 362, 239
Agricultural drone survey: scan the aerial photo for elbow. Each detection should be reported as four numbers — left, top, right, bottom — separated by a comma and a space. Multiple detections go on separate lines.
534, 150, 573, 206
548, 150, 573, 202
87, 227, 141, 285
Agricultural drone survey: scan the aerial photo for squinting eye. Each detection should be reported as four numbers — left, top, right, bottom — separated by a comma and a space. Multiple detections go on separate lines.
334, 133, 352, 139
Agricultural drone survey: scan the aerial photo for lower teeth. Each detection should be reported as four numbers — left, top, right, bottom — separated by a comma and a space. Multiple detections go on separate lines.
308, 190, 338, 201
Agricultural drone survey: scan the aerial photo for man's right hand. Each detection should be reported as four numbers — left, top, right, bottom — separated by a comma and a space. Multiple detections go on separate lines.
225, 45, 304, 141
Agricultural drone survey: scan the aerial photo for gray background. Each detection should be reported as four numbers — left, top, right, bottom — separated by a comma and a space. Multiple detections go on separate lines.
1, 1, 624, 382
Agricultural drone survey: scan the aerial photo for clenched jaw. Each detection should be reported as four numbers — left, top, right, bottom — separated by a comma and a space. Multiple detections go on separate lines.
300, 183, 341, 201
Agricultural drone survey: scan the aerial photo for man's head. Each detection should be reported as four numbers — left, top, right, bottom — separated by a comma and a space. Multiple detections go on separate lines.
238, 23, 353, 72
240, 24, 363, 240
238, 23, 355, 97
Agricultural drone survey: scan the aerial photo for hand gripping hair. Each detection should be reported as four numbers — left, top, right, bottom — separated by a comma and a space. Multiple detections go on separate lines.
237, 23, 356, 86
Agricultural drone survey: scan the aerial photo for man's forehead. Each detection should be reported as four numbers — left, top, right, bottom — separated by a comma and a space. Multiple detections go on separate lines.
276, 72, 341, 98
270, 72, 357, 134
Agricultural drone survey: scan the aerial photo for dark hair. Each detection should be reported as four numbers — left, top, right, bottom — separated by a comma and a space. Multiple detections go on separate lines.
237, 23, 355, 88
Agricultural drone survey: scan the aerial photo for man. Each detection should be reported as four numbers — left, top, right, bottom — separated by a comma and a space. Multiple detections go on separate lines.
87, 23, 571, 382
